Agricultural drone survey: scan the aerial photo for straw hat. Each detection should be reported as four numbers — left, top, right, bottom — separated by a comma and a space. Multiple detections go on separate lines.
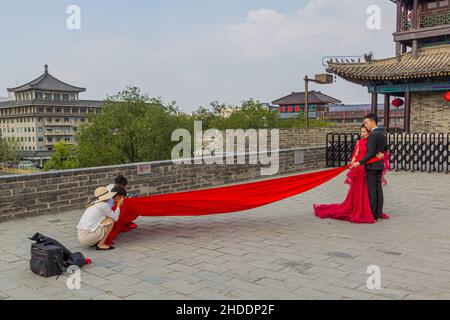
92, 187, 117, 205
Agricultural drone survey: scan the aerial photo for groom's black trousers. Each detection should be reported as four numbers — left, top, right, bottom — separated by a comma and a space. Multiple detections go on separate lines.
366, 169, 383, 220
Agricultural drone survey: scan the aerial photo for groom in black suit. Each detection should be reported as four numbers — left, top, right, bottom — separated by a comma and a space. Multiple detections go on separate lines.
351, 114, 388, 221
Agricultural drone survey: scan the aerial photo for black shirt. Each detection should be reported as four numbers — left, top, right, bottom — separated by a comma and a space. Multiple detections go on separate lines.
359, 127, 387, 171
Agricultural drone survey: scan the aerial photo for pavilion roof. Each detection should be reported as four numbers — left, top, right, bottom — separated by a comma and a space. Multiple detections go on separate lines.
7, 65, 86, 93
272, 91, 341, 106
326, 45, 450, 83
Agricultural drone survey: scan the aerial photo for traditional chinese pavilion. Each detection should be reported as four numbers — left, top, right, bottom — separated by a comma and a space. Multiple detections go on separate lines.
272, 91, 341, 119
0, 65, 103, 166
325, 0, 450, 133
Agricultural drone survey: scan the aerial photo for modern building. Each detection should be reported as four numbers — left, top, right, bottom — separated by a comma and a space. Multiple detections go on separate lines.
324, 0, 450, 133
272, 91, 341, 119
0, 65, 103, 165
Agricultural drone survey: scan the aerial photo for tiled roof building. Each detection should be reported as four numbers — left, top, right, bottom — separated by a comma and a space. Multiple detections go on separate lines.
7, 65, 86, 94
272, 91, 341, 119
328, 45, 450, 82
325, 0, 450, 133
0, 65, 104, 166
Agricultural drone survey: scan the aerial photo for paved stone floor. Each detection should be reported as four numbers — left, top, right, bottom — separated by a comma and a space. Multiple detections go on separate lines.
1, 170, 450, 300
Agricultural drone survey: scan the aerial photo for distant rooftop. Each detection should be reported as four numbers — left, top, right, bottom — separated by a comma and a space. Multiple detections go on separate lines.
7, 65, 86, 93
272, 91, 341, 106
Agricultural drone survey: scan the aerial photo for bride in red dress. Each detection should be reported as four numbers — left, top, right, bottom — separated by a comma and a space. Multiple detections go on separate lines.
313, 125, 390, 224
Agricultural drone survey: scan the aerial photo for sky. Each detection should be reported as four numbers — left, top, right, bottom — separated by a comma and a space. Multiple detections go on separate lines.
0, 0, 397, 112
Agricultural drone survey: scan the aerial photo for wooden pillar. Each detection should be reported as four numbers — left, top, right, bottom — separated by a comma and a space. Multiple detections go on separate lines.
396, 0, 403, 61
396, 0, 403, 30
371, 93, 378, 115
404, 91, 412, 133
412, 40, 419, 59
401, 1, 409, 55
384, 94, 391, 132
412, 0, 419, 28
412, 0, 419, 59
396, 43, 402, 62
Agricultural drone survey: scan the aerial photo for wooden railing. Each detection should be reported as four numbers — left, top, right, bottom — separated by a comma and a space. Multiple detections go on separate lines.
420, 10, 450, 28
402, 10, 450, 31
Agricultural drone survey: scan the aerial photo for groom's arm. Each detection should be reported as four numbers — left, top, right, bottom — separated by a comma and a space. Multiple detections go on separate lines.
359, 134, 378, 165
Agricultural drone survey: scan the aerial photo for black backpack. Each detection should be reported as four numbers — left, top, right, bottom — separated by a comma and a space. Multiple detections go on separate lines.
30, 243, 65, 277
29, 233, 87, 277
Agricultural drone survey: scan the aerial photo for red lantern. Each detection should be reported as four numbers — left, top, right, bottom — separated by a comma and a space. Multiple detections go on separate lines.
392, 98, 404, 108
444, 91, 450, 102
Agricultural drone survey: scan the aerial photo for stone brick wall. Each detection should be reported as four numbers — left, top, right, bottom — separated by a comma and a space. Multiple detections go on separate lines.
278, 125, 361, 148
0, 146, 326, 222
411, 92, 450, 133
224, 125, 360, 152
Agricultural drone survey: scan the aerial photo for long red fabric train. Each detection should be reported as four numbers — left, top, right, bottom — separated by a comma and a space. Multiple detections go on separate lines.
105, 165, 350, 244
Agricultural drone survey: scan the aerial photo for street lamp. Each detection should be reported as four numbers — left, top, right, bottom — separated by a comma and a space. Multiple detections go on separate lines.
303, 74, 334, 128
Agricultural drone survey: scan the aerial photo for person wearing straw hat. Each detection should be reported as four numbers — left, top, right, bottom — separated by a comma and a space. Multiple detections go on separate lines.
77, 187, 124, 250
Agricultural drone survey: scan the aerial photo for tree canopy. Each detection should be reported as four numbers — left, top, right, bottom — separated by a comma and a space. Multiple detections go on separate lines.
75, 86, 192, 168
43, 87, 333, 170
195, 98, 333, 130
43, 142, 78, 171
0, 134, 20, 163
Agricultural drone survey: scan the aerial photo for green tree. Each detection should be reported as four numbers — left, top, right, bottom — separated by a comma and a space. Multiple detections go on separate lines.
0, 133, 20, 163
43, 142, 78, 171
195, 99, 333, 130
208, 99, 280, 130
75, 86, 191, 167
192, 101, 226, 129
56, 86, 334, 170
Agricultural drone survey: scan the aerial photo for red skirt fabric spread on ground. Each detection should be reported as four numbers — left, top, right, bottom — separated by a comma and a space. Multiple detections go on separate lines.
313, 139, 391, 224
105, 165, 350, 244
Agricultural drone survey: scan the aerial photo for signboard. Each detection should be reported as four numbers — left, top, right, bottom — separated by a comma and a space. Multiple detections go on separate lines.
369, 82, 450, 94
315, 73, 334, 84
295, 150, 305, 165
137, 163, 152, 175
